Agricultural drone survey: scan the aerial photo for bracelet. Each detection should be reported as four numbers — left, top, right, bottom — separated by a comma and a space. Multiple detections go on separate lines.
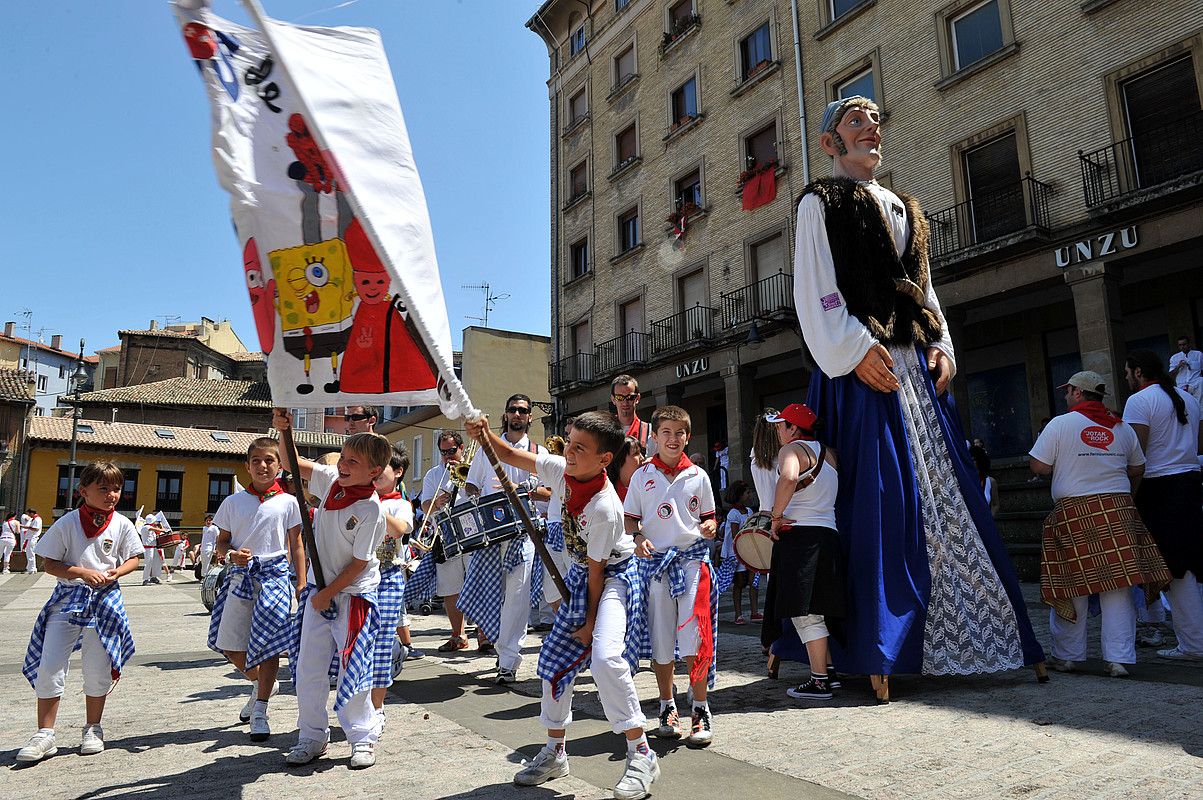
770, 512, 784, 520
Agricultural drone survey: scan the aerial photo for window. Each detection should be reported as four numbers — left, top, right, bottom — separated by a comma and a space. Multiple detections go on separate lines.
614, 44, 636, 86
207, 473, 234, 513
156, 471, 184, 512
675, 168, 702, 210
669, 0, 695, 28
103, 366, 116, 388
750, 232, 786, 282
740, 23, 773, 81
154, 428, 176, 439
951, 0, 1004, 71
619, 297, 646, 362
571, 320, 592, 354
77, 424, 94, 434
569, 25, 586, 57
118, 470, 138, 512
616, 0, 632, 10
963, 132, 1024, 243
210, 431, 231, 442
1121, 56, 1201, 188
671, 77, 698, 126
618, 206, 641, 252
745, 122, 778, 170
570, 238, 590, 278
324, 407, 337, 415
569, 161, 588, 200
568, 87, 588, 126
58, 364, 66, 379
830, 0, 863, 21
616, 123, 638, 166
37, 375, 47, 392
838, 68, 875, 102
413, 436, 424, 481
56, 466, 79, 509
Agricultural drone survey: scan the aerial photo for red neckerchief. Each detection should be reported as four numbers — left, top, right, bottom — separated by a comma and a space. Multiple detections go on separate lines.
651, 452, 693, 477
565, 471, 607, 517
80, 505, 114, 539
1071, 400, 1121, 429
625, 416, 644, 439
325, 482, 376, 510
246, 480, 285, 503
378, 490, 404, 501
616, 480, 629, 502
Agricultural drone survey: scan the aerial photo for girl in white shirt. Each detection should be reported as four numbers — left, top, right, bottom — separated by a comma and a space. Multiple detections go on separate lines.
721, 482, 758, 624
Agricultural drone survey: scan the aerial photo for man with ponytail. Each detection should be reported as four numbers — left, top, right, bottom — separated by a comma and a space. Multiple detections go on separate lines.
1123, 350, 1203, 660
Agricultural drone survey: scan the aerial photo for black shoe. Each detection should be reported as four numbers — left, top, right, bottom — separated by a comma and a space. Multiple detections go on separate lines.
787, 677, 833, 700
828, 670, 842, 689
496, 668, 517, 685
150, 578, 162, 585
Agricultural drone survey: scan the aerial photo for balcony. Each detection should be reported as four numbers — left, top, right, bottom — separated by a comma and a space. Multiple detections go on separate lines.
650, 304, 716, 354
596, 331, 651, 375
927, 174, 1053, 263
721, 271, 793, 327
550, 352, 597, 390
1079, 112, 1203, 207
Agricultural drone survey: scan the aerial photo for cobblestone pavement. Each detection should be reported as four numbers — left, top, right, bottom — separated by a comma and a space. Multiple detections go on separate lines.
2, 569, 1201, 799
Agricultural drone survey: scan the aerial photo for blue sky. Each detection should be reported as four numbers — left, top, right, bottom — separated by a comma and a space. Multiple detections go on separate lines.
2, 0, 551, 355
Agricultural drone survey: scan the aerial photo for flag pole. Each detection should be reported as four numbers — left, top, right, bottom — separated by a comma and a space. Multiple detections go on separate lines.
277, 414, 326, 590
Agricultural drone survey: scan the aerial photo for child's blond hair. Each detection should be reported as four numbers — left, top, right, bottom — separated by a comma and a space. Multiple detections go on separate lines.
651, 405, 691, 436
344, 432, 394, 471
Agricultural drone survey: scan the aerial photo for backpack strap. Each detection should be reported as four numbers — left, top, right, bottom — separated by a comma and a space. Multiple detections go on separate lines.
794, 442, 827, 492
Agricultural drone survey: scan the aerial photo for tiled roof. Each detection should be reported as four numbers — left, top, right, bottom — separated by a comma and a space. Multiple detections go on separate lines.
73, 378, 273, 408
95, 345, 122, 353
0, 369, 35, 404
28, 416, 346, 456
117, 328, 197, 339
227, 351, 266, 362
0, 333, 99, 363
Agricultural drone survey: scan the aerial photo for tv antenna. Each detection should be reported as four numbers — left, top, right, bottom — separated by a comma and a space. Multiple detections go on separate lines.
463, 282, 509, 329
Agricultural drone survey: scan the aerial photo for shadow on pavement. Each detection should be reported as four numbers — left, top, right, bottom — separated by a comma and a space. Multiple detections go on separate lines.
439, 783, 579, 799
141, 657, 227, 672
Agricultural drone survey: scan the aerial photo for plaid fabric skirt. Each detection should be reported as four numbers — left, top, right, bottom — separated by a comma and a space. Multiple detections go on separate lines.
371, 566, 405, 689
1041, 493, 1172, 622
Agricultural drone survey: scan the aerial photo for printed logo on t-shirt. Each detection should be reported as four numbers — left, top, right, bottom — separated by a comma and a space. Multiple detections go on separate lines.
91, 512, 106, 529
688, 496, 699, 513
101, 537, 114, 556
820, 292, 843, 311
657, 503, 673, 520
346, 515, 359, 530
644, 479, 656, 492
1080, 426, 1114, 451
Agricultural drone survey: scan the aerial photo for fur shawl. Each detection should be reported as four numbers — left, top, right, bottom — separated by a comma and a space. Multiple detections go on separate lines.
799, 177, 943, 346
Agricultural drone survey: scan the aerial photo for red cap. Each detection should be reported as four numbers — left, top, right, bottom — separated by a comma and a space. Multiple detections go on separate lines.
344, 219, 386, 274
764, 403, 817, 431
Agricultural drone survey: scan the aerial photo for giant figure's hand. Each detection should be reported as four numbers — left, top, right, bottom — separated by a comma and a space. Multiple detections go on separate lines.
926, 347, 951, 395
854, 344, 899, 392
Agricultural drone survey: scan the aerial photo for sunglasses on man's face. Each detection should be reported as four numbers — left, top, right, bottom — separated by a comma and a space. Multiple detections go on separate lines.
506, 406, 531, 415
344, 412, 372, 421
612, 393, 639, 402
439, 447, 460, 456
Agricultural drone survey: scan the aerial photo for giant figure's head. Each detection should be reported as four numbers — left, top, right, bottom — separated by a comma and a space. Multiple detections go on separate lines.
818, 96, 882, 179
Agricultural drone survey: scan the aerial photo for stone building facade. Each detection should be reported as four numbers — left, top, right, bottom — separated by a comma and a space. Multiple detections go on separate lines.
529, 0, 1203, 485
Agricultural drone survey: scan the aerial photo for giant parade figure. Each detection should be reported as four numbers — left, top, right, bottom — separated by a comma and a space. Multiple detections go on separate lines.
789, 96, 1046, 701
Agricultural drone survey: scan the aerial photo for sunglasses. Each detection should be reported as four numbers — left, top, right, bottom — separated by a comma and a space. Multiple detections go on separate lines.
506, 406, 531, 415
439, 446, 460, 456
612, 393, 639, 402
344, 412, 372, 421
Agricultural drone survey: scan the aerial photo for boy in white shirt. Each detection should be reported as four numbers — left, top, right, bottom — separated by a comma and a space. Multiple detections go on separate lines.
624, 405, 718, 748
22, 508, 43, 573
468, 411, 659, 800
17, 462, 143, 762
274, 410, 390, 770
370, 444, 414, 732
2, 511, 19, 573
208, 437, 305, 742
197, 514, 220, 577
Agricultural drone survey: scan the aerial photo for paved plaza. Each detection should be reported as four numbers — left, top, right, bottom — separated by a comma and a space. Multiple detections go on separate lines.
2, 570, 1201, 799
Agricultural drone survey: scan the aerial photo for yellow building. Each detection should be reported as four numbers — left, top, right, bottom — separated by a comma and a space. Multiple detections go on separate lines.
379, 326, 551, 485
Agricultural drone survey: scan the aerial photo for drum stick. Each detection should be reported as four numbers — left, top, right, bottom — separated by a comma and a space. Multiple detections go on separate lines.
472, 429, 570, 602
279, 418, 326, 590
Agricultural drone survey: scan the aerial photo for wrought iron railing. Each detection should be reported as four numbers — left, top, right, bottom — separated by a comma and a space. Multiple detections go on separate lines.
550, 352, 597, 389
926, 174, 1052, 260
596, 332, 651, 374
650, 304, 715, 353
1079, 111, 1203, 206
721, 271, 792, 327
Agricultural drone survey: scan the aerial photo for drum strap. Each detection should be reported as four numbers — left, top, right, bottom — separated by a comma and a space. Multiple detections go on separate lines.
794, 442, 827, 492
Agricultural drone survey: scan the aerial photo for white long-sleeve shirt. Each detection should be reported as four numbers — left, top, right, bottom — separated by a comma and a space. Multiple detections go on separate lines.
792, 181, 956, 378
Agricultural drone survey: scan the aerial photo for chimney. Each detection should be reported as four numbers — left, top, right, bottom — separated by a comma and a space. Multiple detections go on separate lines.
51, 334, 63, 350
149, 319, 158, 331
3, 321, 13, 337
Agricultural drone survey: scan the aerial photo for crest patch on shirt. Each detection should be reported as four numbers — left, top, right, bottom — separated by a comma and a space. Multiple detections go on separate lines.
890, 202, 905, 218
92, 512, 107, 529
101, 538, 114, 556
688, 496, 699, 513
643, 479, 657, 492
820, 292, 843, 311
345, 515, 359, 530
656, 503, 673, 520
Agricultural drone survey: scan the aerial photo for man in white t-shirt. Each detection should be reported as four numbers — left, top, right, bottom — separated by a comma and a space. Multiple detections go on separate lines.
197, 514, 220, 577
421, 431, 471, 653
1169, 336, 1203, 404
1123, 350, 1203, 660
21, 509, 42, 573
1030, 371, 1171, 676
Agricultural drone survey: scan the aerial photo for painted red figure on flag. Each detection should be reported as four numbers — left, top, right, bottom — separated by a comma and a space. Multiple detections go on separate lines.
340, 219, 438, 393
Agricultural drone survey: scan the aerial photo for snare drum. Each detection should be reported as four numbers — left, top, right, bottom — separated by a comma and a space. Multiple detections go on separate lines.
438, 488, 537, 560
156, 530, 182, 549
733, 511, 774, 573
200, 564, 227, 611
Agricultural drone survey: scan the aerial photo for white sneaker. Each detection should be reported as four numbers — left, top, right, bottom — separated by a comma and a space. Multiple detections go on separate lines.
1048, 657, 1077, 673
240, 679, 280, 722
349, 741, 376, 769
80, 724, 104, 755
614, 750, 659, 800
285, 738, 327, 766
1157, 646, 1203, 661
375, 708, 387, 736
513, 746, 569, 786
16, 729, 57, 762
1106, 661, 1130, 677
249, 706, 270, 742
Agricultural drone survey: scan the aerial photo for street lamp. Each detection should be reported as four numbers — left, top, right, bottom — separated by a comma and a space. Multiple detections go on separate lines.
65, 339, 88, 509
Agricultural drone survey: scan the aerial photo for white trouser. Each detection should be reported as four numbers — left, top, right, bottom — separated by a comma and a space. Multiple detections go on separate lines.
497, 557, 533, 671
199, 547, 216, 577
1, 539, 14, 569
172, 543, 188, 567
142, 549, 162, 581
1049, 587, 1136, 664
435, 554, 466, 597
295, 594, 378, 746
541, 547, 572, 605
1166, 571, 1203, 655
23, 538, 38, 572
540, 578, 645, 734
33, 601, 114, 698
1133, 586, 1167, 623
791, 613, 829, 644
648, 558, 702, 664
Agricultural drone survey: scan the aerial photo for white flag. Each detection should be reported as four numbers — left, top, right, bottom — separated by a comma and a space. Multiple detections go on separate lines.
155, 511, 173, 533
174, 1, 475, 418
